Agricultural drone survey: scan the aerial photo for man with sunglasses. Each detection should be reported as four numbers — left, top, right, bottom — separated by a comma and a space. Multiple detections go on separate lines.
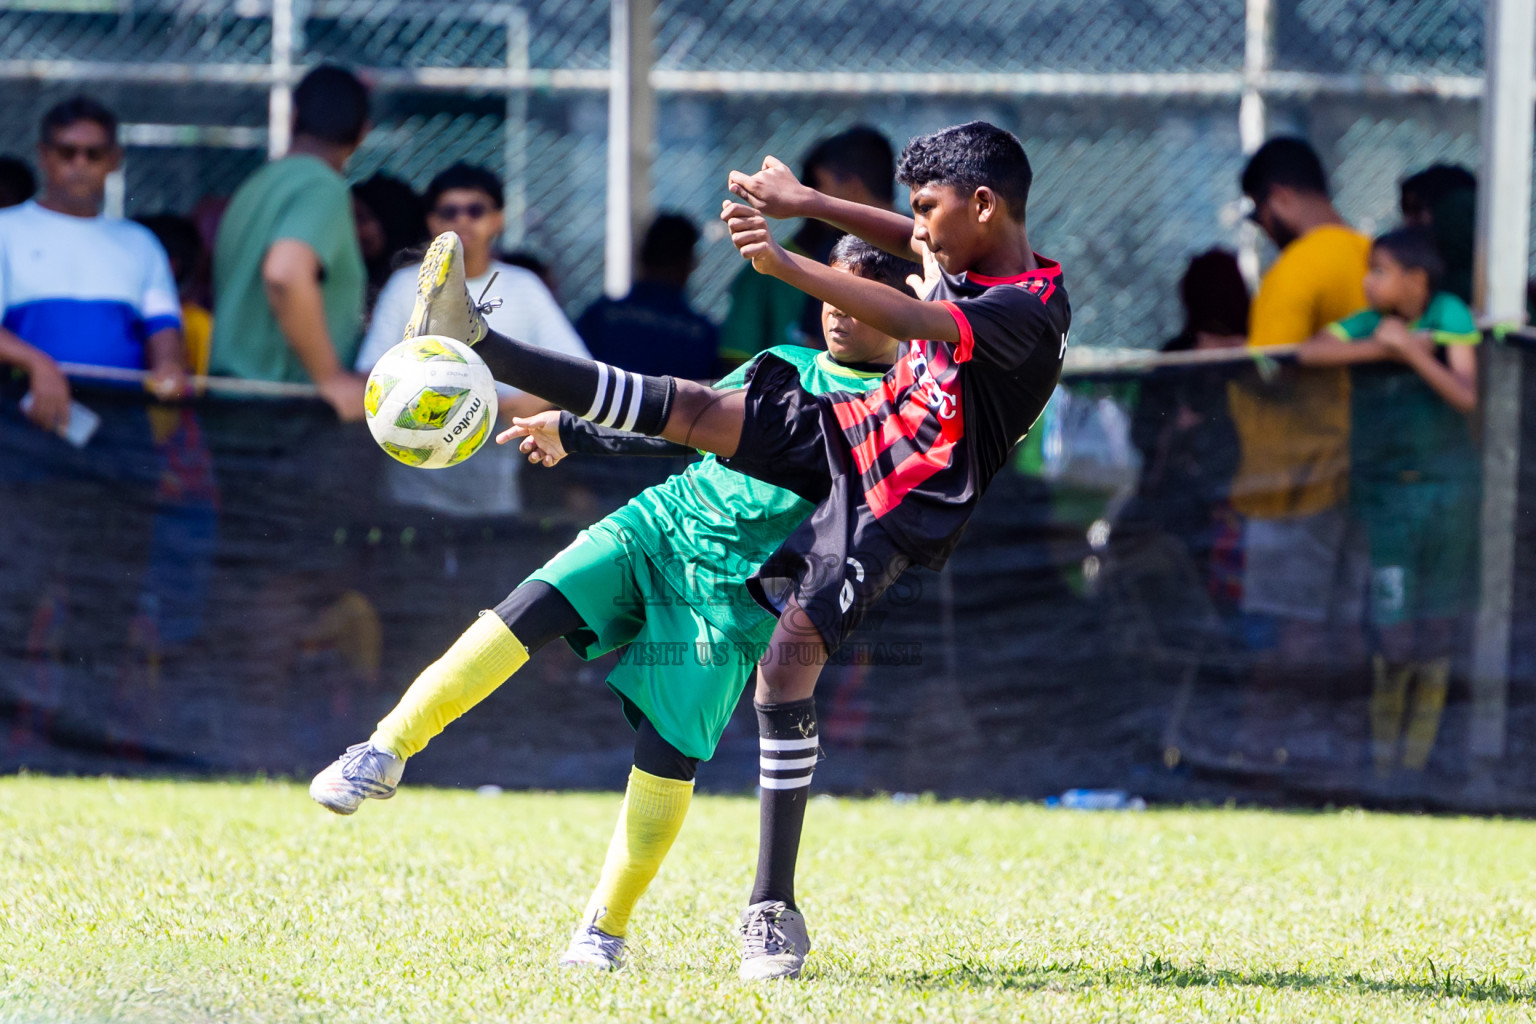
0, 95, 188, 433
355, 162, 587, 419
354, 162, 589, 517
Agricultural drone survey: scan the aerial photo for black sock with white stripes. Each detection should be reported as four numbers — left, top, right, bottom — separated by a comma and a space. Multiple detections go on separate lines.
475, 327, 675, 434
750, 698, 818, 910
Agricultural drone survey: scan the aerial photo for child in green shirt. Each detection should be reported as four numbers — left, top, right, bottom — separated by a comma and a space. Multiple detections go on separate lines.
1298, 228, 1479, 779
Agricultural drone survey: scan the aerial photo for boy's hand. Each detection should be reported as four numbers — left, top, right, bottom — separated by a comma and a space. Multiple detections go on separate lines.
907, 239, 942, 297
721, 201, 792, 277
727, 156, 816, 220
498, 411, 566, 467
1375, 318, 1433, 363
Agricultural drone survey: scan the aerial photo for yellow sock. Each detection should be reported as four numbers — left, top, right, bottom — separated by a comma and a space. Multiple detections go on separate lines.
1370, 654, 1411, 779
369, 612, 529, 758
1402, 658, 1450, 771
582, 767, 694, 938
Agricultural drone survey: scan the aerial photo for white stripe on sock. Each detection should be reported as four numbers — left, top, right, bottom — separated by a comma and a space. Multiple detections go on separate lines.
760, 736, 818, 752
584, 362, 611, 421
761, 754, 817, 770
617, 372, 644, 432
760, 774, 814, 790
604, 367, 629, 427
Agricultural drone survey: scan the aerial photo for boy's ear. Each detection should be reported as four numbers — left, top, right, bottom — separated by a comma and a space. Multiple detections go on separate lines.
973, 186, 996, 224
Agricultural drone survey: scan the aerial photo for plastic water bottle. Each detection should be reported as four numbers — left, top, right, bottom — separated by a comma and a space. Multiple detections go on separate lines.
1046, 788, 1146, 811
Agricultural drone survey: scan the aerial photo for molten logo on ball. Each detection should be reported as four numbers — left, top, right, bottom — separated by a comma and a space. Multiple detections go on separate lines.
364, 335, 498, 469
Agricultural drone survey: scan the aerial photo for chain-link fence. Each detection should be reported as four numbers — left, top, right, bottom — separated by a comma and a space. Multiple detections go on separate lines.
0, 0, 1510, 341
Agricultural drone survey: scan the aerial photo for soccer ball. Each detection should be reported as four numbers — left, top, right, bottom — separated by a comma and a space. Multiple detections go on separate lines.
364, 335, 498, 469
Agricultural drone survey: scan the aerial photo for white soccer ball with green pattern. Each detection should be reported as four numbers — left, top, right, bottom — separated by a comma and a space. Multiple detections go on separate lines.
364, 335, 497, 469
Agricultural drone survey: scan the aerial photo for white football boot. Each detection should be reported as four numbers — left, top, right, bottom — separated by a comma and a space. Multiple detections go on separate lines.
559, 910, 627, 971
404, 230, 496, 346
309, 742, 406, 815
738, 900, 811, 981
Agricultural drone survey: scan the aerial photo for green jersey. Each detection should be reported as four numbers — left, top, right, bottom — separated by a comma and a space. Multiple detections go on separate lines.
210, 154, 365, 383
606, 345, 887, 645
1326, 292, 1480, 483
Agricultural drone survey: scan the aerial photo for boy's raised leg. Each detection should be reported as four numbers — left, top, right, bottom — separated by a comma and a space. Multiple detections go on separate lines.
310, 582, 579, 814
406, 231, 744, 456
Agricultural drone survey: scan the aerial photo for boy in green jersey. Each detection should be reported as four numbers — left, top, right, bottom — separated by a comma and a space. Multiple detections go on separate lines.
1298, 227, 1480, 778
311, 236, 916, 969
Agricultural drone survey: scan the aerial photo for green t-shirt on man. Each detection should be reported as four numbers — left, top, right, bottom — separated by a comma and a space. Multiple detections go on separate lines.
210, 154, 365, 383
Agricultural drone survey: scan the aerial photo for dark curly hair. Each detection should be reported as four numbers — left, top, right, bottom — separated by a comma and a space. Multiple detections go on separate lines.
896, 121, 1032, 222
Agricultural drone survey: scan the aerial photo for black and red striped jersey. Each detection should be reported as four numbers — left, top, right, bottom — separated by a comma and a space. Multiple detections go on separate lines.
827, 257, 1069, 569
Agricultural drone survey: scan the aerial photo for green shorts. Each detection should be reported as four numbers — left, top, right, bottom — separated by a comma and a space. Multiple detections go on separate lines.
1355, 478, 1479, 627
526, 519, 766, 760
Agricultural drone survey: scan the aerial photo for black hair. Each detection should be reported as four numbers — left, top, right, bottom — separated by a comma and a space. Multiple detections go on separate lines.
1165, 249, 1249, 350
134, 213, 205, 290
423, 162, 504, 212
0, 156, 35, 207
896, 121, 1032, 221
803, 126, 895, 204
352, 173, 428, 268
828, 235, 920, 292
1400, 164, 1476, 218
1373, 227, 1445, 291
638, 212, 698, 274
1241, 137, 1329, 202
292, 64, 370, 147
39, 95, 118, 146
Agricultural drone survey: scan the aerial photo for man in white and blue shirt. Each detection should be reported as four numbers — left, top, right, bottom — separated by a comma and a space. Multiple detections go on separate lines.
0, 96, 187, 433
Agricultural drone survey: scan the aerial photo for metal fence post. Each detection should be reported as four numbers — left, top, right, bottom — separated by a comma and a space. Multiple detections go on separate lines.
504, 8, 530, 250
268, 0, 296, 160
1468, 0, 1535, 766
1237, 0, 1272, 288
605, 0, 655, 299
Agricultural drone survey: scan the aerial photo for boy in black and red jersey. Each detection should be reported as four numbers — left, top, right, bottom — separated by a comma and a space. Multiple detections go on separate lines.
385, 120, 1067, 981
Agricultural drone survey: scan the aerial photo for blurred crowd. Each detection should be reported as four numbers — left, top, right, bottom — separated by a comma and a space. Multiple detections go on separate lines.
0, 64, 1508, 782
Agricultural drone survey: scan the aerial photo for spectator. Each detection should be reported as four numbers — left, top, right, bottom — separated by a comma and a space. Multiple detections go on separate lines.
1298, 229, 1479, 778
209, 64, 370, 420
1227, 137, 1371, 670
0, 156, 35, 208
136, 214, 213, 376
576, 212, 718, 380
356, 162, 589, 418
351, 173, 427, 319
355, 162, 589, 518
0, 96, 187, 433
1399, 163, 1476, 306
718, 125, 894, 368
1126, 250, 1247, 610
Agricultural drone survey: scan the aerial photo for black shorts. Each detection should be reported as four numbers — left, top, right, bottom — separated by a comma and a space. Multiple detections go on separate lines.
720, 354, 913, 654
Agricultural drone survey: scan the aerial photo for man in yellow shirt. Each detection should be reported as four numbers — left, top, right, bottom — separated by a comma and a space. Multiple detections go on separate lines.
1228, 138, 1371, 671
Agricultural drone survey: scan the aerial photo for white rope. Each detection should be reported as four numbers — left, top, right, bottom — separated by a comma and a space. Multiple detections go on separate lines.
57, 362, 321, 399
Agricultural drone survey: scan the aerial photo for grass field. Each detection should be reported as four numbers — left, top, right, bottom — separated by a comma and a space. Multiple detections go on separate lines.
3, 778, 1536, 1023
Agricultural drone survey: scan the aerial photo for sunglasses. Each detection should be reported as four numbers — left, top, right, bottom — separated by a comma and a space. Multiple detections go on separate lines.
48, 142, 113, 164
432, 201, 491, 222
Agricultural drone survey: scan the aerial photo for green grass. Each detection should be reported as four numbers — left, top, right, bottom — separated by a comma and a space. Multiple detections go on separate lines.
3, 779, 1536, 1022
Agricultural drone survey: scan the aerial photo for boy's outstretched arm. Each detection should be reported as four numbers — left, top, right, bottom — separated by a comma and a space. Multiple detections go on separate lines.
728, 156, 919, 261
723, 202, 957, 345
1296, 327, 1391, 366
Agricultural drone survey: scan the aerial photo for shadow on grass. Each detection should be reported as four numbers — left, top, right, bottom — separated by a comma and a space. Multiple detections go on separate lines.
893, 953, 1535, 1004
